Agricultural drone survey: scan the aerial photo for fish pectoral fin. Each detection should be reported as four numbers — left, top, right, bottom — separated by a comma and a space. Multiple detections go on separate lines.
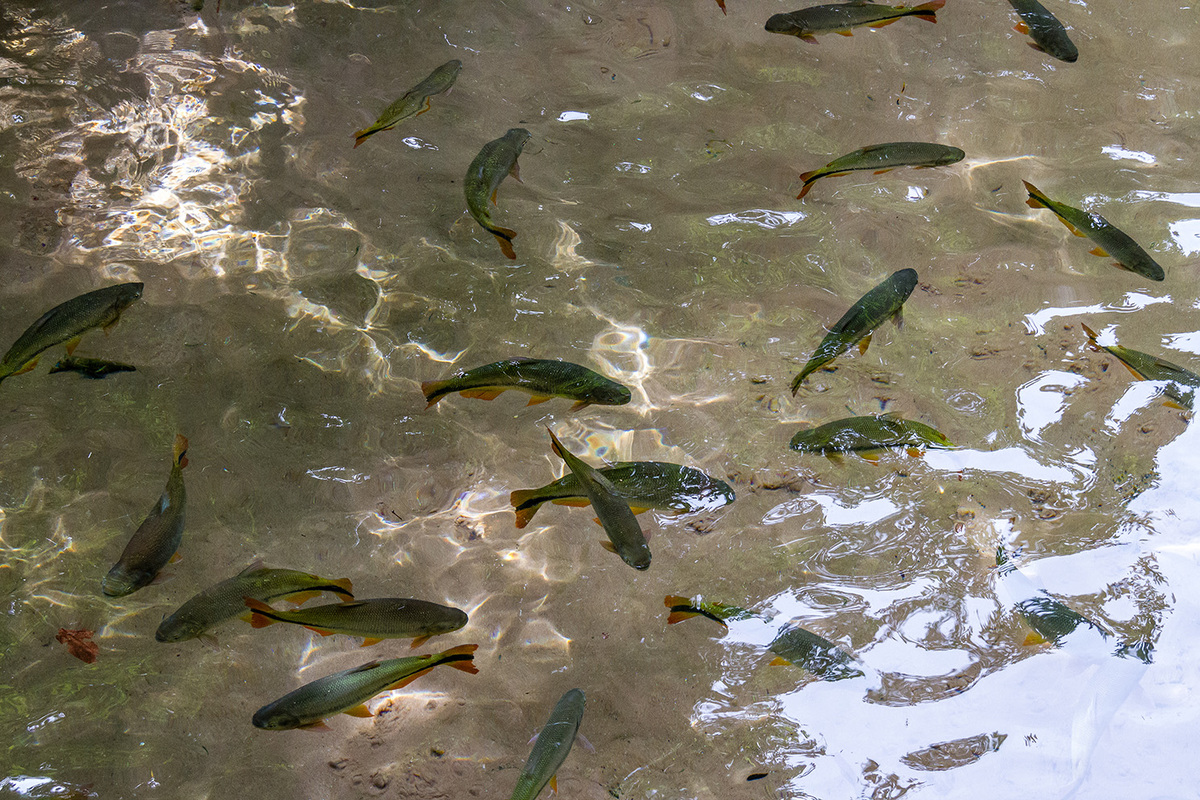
824, 452, 845, 465
858, 333, 873, 355
410, 635, 431, 649
12, 358, 39, 376
303, 625, 337, 637
799, 34, 818, 44
858, 451, 881, 463
906, 447, 923, 457
629, 505, 651, 515
873, 168, 895, 175
1089, 246, 1110, 257
65, 335, 82, 355
769, 656, 791, 666
1163, 399, 1188, 411
1027, 41, 1047, 54
1023, 632, 1049, 646
526, 394, 553, 406
300, 720, 333, 731
891, 308, 904, 330
835, 29, 854, 36
1112, 261, 1131, 272
592, 517, 603, 526
343, 704, 374, 718
600, 540, 618, 554
169, 552, 183, 564
552, 497, 593, 507
550, 775, 558, 794
360, 638, 383, 647
460, 388, 506, 401
569, 399, 594, 411
1013, 21, 1030, 34
509, 159, 523, 183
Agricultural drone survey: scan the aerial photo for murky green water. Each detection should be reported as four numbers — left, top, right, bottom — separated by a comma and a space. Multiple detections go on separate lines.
1, 0, 1198, 798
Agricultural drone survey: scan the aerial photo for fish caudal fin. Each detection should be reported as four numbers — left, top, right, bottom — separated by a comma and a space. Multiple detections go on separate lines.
330, 576, 355, 598
421, 380, 448, 407
173, 434, 189, 469
243, 597, 280, 628
352, 129, 370, 148
491, 228, 517, 260
441, 643, 480, 671
1022, 180, 1048, 209
796, 171, 819, 199
912, 0, 945, 18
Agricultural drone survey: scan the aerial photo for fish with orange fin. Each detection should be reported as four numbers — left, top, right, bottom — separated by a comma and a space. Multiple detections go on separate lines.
789, 415, 953, 462
714, 0, 727, 13
1081, 323, 1200, 411
664, 595, 756, 630
768, 624, 864, 681
102, 434, 188, 597
155, 564, 354, 643
509, 689, 586, 800
1007, 0, 1077, 63
252, 644, 479, 730
795, 142, 963, 200
352, 59, 462, 148
1022, 181, 1164, 281
766, 1, 946, 43
0, 282, 142, 385
422, 357, 631, 410
243, 596, 467, 648
465, 128, 531, 259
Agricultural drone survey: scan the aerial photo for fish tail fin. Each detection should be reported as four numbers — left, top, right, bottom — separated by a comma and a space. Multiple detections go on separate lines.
1022, 180, 1049, 209
509, 490, 540, 528
352, 130, 369, 148
173, 434, 189, 469
1079, 323, 1099, 344
440, 643, 480, 673
243, 597, 279, 628
491, 227, 517, 259
330, 577, 355, 598
913, 0, 945, 17
421, 380, 448, 407
796, 171, 819, 199
665, 595, 700, 625
546, 427, 567, 459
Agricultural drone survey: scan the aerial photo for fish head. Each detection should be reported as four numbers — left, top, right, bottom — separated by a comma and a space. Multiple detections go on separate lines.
590, 381, 633, 406
114, 282, 145, 310
154, 616, 201, 643
933, 147, 967, 166
252, 708, 301, 730
101, 565, 148, 598
764, 12, 801, 33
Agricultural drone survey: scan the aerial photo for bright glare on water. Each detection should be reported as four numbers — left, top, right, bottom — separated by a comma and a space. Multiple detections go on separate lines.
0, 1, 1198, 798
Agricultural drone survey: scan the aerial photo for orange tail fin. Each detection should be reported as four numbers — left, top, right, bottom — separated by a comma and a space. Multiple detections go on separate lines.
912, 0, 944, 20
173, 434, 189, 469
243, 596, 280, 628
491, 228, 518, 259
421, 380, 448, 407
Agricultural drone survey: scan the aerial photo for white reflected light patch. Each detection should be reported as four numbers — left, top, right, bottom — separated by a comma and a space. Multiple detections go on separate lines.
1023, 292, 1171, 334
925, 447, 1084, 483
1101, 145, 1156, 164
1131, 190, 1200, 208
557, 110, 590, 122
1169, 219, 1200, 255
706, 209, 806, 228
1105, 382, 1168, 431
590, 315, 653, 412
764, 493, 899, 528
1016, 370, 1086, 440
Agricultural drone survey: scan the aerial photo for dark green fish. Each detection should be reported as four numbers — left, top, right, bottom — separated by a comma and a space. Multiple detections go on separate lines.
252, 644, 479, 730
0, 282, 143, 385
1008, 0, 1077, 63
509, 462, 735, 529
1016, 596, 1104, 646
352, 59, 462, 148
422, 357, 631, 410
789, 415, 953, 461
791, 268, 918, 392
664, 595, 756, 630
49, 356, 136, 379
766, 1, 946, 44
155, 565, 354, 643
465, 128, 532, 259
103, 434, 188, 597
547, 429, 650, 571
510, 689, 586, 800
796, 142, 964, 199
1081, 323, 1200, 410
1023, 181, 1164, 281
768, 624, 864, 681
244, 596, 468, 648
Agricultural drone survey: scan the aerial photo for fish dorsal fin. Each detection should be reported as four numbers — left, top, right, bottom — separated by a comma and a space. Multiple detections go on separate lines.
349, 660, 382, 675
237, 559, 267, 576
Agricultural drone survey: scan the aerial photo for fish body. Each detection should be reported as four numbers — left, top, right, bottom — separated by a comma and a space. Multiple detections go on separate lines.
768, 624, 864, 681
49, 356, 136, 379
1023, 181, 1164, 281
422, 358, 630, 410
1008, 0, 1077, 62
252, 644, 479, 730
791, 268, 918, 392
1081, 323, 1200, 410
243, 596, 468, 647
352, 59, 462, 148
510, 461, 735, 529
796, 142, 963, 199
465, 128, 532, 259
664, 595, 755, 629
0, 282, 143, 385
766, 1, 946, 43
789, 415, 953, 459
510, 689, 586, 800
1017, 596, 1104, 646
103, 434, 188, 598
155, 566, 354, 643
547, 429, 651, 571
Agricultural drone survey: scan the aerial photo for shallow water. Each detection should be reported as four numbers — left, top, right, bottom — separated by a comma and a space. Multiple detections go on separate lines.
0, 0, 1197, 798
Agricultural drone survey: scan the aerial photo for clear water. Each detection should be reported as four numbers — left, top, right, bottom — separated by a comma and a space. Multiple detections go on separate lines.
1, 0, 1198, 798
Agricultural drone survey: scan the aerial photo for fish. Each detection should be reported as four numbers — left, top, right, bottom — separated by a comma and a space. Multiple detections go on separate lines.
243, 596, 468, 647
252, 644, 479, 730
766, 1, 946, 44
0, 282, 143, 385
664, 595, 756, 630
768, 624, 864, 681
547, 429, 651, 571
795, 142, 964, 199
422, 357, 631, 410
49, 356, 136, 379
1016, 596, 1105, 646
1081, 323, 1200, 410
102, 434, 188, 598
510, 689, 586, 800
510, 462, 735, 529
352, 59, 463, 148
790, 268, 918, 392
1022, 181, 1165, 281
155, 564, 354, 643
1007, 0, 1077, 63
465, 127, 532, 259
788, 415, 953, 461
